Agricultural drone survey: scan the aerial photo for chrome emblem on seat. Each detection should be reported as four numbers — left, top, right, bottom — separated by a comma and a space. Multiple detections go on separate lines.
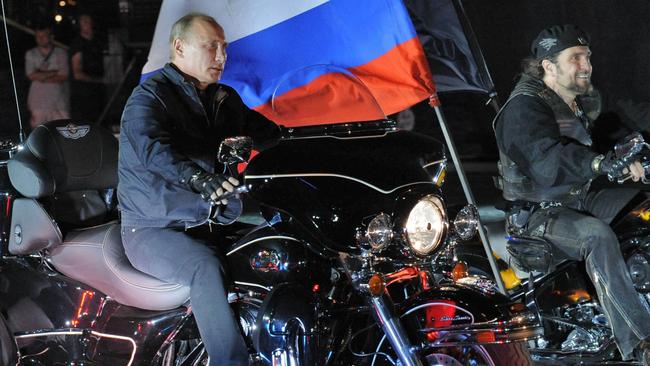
57, 123, 91, 139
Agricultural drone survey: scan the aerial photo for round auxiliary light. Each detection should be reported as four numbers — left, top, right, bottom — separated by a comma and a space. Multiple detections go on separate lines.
366, 213, 393, 251
453, 204, 479, 241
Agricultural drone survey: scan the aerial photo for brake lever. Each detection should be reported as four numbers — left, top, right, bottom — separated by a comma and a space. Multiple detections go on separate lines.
209, 184, 249, 206
616, 174, 634, 184
636, 144, 650, 184
617, 143, 650, 184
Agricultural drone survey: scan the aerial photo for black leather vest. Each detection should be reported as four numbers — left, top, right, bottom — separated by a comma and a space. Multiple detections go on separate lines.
493, 75, 601, 208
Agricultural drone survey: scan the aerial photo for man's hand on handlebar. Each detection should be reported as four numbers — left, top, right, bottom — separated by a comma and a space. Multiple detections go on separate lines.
595, 152, 646, 183
626, 160, 645, 182
189, 172, 240, 205
593, 132, 650, 184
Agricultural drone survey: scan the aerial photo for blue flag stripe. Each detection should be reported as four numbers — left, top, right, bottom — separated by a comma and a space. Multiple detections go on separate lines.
219, 0, 417, 108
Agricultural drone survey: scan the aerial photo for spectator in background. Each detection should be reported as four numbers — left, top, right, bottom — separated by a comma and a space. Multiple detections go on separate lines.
70, 14, 105, 123
25, 24, 69, 129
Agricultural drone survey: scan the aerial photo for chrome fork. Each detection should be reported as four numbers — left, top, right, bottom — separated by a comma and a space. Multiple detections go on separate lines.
369, 295, 424, 366
272, 318, 303, 366
272, 349, 288, 366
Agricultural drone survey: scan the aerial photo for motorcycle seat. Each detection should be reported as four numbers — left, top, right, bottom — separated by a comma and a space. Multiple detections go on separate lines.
49, 221, 190, 311
7, 120, 190, 311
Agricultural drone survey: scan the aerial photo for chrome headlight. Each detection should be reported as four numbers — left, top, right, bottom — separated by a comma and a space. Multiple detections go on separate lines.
404, 195, 447, 256
366, 213, 393, 251
453, 204, 479, 241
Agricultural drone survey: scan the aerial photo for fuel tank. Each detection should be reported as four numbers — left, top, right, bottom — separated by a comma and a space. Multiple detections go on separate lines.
226, 225, 332, 291
244, 121, 445, 252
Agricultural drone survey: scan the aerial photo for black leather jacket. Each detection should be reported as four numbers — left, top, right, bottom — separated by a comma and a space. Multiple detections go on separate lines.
494, 74, 650, 209
493, 75, 598, 208
118, 63, 278, 228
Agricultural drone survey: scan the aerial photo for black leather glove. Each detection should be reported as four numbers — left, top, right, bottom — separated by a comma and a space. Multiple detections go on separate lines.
189, 172, 239, 205
594, 151, 628, 180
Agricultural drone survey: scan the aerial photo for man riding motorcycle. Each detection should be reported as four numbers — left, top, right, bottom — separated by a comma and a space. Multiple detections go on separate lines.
493, 24, 650, 363
118, 12, 278, 366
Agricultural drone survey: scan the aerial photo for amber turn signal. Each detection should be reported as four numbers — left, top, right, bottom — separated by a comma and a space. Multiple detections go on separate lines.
368, 274, 385, 296
476, 330, 496, 343
509, 302, 527, 313
452, 261, 469, 281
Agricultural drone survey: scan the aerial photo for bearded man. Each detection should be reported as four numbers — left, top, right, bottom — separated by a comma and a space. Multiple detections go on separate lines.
494, 24, 650, 363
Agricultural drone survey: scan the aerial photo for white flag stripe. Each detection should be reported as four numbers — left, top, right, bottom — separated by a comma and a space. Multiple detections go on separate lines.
196, 0, 328, 43
142, 0, 328, 74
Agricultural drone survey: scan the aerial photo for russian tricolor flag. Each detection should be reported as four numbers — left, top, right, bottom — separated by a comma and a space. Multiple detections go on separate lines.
142, 0, 436, 127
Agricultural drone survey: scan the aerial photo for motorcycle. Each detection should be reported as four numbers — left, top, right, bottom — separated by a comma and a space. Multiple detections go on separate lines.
483, 132, 650, 365
0, 67, 541, 366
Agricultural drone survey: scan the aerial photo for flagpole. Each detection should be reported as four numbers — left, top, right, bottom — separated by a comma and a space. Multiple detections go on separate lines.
452, 0, 501, 113
430, 94, 507, 295
0, 2, 24, 143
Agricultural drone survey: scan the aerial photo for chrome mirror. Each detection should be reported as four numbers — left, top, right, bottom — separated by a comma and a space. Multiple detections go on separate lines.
218, 136, 252, 165
614, 132, 645, 159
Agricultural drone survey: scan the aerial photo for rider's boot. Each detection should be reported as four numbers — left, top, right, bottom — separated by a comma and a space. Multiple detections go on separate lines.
248, 353, 264, 366
634, 338, 650, 366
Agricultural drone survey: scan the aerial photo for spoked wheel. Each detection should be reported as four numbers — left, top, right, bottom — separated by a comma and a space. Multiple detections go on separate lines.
370, 343, 532, 366
424, 346, 492, 366
424, 352, 464, 366
422, 343, 531, 366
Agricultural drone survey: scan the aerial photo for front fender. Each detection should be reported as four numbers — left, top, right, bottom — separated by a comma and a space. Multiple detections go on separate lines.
253, 282, 320, 365
0, 313, 18, 366
399, 284, 542, 347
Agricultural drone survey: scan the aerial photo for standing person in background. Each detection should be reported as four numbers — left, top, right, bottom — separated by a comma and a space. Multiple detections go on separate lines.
70, 14, 105, 123
25, 24, 69, 129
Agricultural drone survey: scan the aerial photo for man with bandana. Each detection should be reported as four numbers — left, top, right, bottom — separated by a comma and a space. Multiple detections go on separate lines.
494, 24, 650, 363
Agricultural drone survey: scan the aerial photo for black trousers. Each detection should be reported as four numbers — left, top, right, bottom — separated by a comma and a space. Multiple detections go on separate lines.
121, 225, 248, 366
524, 188, 650, 359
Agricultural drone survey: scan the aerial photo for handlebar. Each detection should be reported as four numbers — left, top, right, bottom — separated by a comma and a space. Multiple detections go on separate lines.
208, 184, 249, 206
610, 133, 650, 184
631, 154, 650, 184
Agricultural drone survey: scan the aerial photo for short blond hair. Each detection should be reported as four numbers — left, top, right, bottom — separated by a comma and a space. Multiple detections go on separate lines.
169, 12, 221, 60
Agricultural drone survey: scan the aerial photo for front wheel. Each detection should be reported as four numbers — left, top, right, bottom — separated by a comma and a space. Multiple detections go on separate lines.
473, 343, 532, 366
369, 343, 532, 366
421, 343, 532, 366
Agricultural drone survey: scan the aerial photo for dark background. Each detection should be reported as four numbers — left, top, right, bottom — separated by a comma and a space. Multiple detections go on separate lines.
1, 0, 649, 159
0, 0, 160, 137
464, 0, 650, 102
402, 0, 650, 160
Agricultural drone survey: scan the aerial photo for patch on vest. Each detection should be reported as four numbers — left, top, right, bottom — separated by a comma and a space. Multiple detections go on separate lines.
56, 123, 91, 139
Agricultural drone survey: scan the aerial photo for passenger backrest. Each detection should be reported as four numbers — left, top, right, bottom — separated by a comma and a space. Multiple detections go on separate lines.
7, 120, 118, 255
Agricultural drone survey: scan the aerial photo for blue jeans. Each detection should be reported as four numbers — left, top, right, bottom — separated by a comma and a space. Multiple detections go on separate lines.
121, 225, 248, 366
524, 188, 650, 359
